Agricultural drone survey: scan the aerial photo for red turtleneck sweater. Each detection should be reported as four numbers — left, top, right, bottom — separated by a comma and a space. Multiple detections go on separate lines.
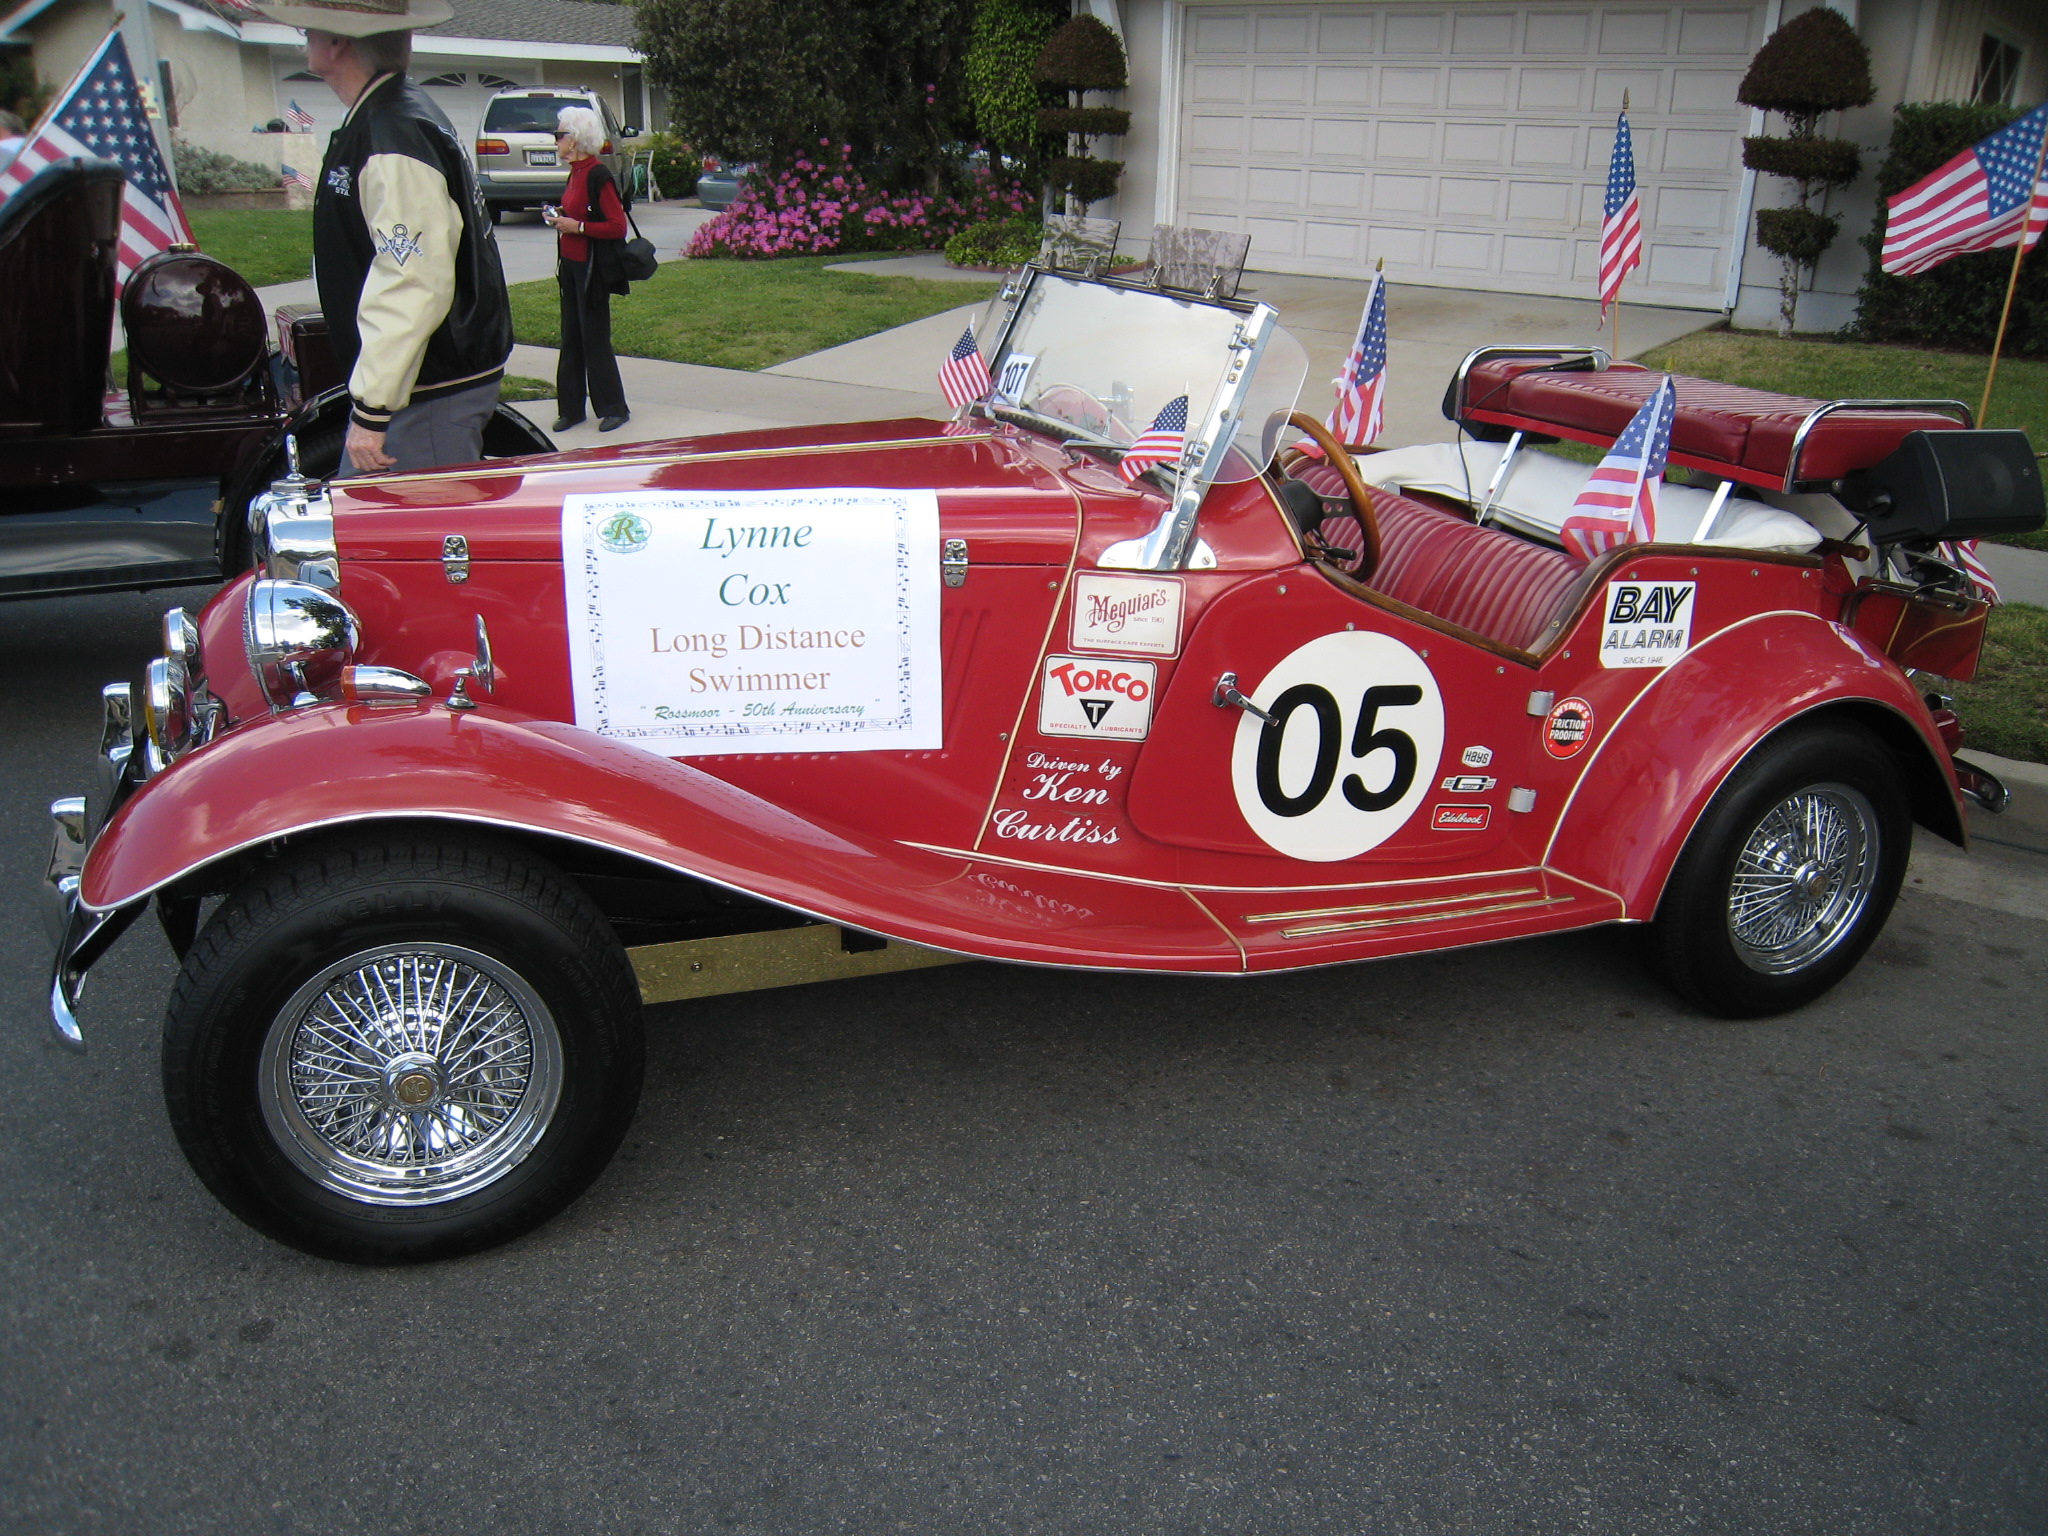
558, 156, 627, 262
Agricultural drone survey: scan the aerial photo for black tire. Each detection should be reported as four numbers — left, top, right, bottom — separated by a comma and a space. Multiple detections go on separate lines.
1654, 721, 1911, 1019
488, 203, 503, 225
162, 830, 643, 1263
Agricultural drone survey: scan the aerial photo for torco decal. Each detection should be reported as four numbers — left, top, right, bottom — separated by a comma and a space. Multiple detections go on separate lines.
1601, 581, 1695, 668
1543, 696, 1595, 759
1461, 745, 1494, 767
1069, 573, 1183, 656
1432, 804, 1492, 831
1230, 632, 1445, 862
1038, 655, 1155, 740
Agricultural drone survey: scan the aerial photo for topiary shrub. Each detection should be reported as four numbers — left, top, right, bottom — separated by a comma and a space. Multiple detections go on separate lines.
172, 140, 281, 194
1737, 7, 1872, 336
1851, 102, 2047, 358
945, 215, 1042, 266
1035, 15, 1125, 215
965, 0, 1064, 178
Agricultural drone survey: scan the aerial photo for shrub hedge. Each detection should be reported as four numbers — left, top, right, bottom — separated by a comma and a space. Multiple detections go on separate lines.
172, 140, 279, 194
1851, 102, 2047, 358
945, 216, 1041, 266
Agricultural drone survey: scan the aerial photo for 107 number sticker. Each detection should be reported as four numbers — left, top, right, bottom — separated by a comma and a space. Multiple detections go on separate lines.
1230, 632, 1445, 862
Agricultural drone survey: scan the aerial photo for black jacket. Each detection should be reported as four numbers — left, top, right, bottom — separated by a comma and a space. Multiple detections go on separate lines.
313, 74, 511, 430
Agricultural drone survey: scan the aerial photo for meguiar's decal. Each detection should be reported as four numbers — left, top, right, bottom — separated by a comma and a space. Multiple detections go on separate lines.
1543, 696, 1595, 760
1069, 573, 1183, 656
1230, 631, 1445, 862
1601, 580, 1695, 668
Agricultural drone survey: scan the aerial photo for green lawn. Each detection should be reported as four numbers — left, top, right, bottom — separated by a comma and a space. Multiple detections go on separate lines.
189, 209, 314, 287
506, 254, 997, 372
1949, 602, 2048, 764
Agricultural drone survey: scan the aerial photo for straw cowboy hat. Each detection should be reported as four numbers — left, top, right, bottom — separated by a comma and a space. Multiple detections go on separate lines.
250, 0, 453, 35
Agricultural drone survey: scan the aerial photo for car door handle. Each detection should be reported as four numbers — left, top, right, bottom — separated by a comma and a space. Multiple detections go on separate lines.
1212, 671, 1275, 725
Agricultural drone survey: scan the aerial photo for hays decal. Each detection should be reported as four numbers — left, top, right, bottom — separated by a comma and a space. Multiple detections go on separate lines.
1037, 655, 1156, 741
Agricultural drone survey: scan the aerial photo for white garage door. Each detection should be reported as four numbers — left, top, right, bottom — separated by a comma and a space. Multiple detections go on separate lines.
1175, 4, 1761, 308
271, 63, 535, 163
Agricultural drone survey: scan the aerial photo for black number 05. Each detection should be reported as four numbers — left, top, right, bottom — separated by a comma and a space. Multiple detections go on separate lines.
1254, 683, 1424, 819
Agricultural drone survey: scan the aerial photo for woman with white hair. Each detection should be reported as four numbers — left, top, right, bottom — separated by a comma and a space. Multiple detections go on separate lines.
542, 104, 630, 432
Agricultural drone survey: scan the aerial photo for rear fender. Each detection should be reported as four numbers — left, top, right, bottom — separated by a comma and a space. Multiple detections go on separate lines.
1543, 612, 1960, 918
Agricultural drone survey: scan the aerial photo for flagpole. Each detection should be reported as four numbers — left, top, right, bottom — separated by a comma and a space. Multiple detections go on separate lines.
1613, 90, 1629, 361
1977, 122, 2048, 428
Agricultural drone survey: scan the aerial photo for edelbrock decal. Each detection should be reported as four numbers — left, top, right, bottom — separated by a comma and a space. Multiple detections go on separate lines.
1601, 580, 1694, 668
1431, 804, 1491, 831
1038, 656, 1156, 741
1069, 573, 1183, 656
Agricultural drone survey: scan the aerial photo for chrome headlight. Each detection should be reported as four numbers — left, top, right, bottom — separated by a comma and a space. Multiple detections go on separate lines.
140, 606, 213, 771
245, 578, 360, 709
250, 434, 339, 588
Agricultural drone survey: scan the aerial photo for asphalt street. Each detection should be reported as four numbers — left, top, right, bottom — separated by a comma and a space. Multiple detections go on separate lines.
2, 586, 2044, 1535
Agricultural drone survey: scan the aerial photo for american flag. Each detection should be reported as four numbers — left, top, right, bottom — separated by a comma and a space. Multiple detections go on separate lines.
1945, 540, 2001, 604
1598, 111, 1643, 314
1880, 102, 2048, 276
282, 163, 315, 192
0, 26, 193, 286
284, 99, 315, 132
1560, 375, 1674, 563
1328, 266, 1388, 448
937, 323, 990, 409
1120, 395, 1189, 483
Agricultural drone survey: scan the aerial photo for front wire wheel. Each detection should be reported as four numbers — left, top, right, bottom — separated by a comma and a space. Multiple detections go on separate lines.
163, 832, 644, 1263
1655, 723, 1911, 1018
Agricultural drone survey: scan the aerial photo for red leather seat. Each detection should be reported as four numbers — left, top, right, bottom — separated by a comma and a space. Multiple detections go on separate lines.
1294, 464, 1583, 654
1461, 359, 1962, 487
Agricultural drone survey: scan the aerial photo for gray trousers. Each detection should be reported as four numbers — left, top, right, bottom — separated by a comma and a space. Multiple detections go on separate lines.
336, 375, 501, 476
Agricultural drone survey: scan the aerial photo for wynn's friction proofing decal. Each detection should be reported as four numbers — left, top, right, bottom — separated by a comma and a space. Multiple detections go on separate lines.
1543, 696, 1595, 760
1230, 631, 1445, 863
1068, 573, 1183, 656
1600, 580, 1695, 668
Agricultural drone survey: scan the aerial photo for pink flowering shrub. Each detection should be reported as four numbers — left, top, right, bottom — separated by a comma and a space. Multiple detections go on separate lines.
686, 140, 1036, 259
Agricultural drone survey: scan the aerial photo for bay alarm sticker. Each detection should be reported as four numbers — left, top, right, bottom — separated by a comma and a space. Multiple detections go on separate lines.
1229, 631, 1445, 862
1432, 804, 1492, 831
1069, 572, 1183, 656
1543, 695, 1595, 760
1038, 655, 1156, 740
1601, 580, 1695, 668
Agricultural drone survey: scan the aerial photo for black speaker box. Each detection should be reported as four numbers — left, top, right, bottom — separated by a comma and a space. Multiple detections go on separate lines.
1839, 429, 2045, 543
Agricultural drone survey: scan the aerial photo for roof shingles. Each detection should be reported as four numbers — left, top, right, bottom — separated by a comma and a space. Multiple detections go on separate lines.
426, 0, 639, 48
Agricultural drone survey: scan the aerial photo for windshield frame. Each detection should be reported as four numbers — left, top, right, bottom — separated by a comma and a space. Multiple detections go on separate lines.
974, 265, 1287, 572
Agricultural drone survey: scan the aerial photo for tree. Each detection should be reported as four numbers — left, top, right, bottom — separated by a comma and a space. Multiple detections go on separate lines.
1034, 14, 1128, 212
964, 0, 1065, 177
635, 0, 977, 191
1737, 7, 1874, 336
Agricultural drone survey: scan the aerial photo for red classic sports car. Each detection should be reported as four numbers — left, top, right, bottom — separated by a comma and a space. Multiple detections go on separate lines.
41, 264, 2044, 1264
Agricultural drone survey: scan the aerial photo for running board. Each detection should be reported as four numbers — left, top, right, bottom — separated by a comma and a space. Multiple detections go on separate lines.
630, 923, 966, 1005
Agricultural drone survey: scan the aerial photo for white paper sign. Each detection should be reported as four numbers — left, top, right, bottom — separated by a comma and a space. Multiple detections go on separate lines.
1068, 573, 1183, 656
563, 488, 942, 754
1037, 655, 1156, 740
1600, 580, 1695, 669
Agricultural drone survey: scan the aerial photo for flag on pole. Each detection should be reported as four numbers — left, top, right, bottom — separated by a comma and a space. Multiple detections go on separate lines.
1120, 395, 1190, 483
937, 323, 990, 409
284, 99, 315, 132
1946, 540, 2001, 604
1324, 266, 1388, 449
1598, 110, 1643, 314
281, 164, 315, 193
1880, 102, 2048, 276
0, 25, 194, 285
1559, 376, 1675, 563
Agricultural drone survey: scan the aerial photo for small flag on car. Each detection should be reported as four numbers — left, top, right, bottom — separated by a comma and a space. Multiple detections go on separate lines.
0, 24, 195, 286
282, 164, 315, 192
937, 323, 990, 410
1880, 102, 2048, 276
1120, 395, 1190, 483
284, 99, 315, 131
1559, 376, 1674, 563
1324, 264, 1388, 451
1945, 540, 2001, 604
1598, 110, 1643, 315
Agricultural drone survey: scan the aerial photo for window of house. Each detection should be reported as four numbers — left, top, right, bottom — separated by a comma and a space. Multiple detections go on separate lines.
1975, 34, 2022, 105
620, 64, 644, 131
478, 74, 519, 90
421, 72, 468, 88
283, 70, 319, 82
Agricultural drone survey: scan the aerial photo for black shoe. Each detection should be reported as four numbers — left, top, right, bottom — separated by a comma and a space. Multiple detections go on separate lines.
599, 412, 631, 433
552, 414, 585, 432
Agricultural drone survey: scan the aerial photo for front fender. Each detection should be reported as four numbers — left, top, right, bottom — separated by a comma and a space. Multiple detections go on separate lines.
1542, 611, 1960, 918
80, 703, 1242, 971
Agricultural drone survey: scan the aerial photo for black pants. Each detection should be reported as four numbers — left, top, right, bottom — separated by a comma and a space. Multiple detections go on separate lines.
556, 256, 627, 419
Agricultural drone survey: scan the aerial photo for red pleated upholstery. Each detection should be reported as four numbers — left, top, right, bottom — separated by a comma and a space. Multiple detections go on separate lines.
1292, 464, 1584, 654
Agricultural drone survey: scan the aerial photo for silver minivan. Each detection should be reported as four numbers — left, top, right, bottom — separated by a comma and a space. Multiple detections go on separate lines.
473, 87, 635, 223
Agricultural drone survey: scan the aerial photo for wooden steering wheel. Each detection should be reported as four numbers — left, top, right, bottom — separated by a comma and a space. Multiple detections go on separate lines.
1281, 411, 1383, 583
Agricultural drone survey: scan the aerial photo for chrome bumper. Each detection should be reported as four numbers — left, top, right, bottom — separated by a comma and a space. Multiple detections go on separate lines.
42, 682, 146, 1051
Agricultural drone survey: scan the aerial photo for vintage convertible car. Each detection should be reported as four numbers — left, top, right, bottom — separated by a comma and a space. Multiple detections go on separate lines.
0, 158, 549, 596
39, 261, 2044, 1263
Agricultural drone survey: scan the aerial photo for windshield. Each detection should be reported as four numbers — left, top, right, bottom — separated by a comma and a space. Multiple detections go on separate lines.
978, 271, 1308, 483
484, 95, 585, 134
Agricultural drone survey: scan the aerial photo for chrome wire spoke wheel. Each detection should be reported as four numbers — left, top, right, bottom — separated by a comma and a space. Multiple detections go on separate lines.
1725, 782, 1879, 976
258, 943, 564, 1206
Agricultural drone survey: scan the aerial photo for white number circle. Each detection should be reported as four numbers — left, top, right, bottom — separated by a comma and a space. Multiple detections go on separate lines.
1230, 631, 1445, 862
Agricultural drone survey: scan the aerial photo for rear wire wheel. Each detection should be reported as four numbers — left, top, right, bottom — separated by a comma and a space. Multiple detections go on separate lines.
1654, 722, 1911, 1018
162, 831, 644, 1263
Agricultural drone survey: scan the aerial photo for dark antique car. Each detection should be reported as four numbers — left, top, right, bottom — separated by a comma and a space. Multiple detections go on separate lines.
0, 157, 550, 598
36, 236, 2045, 1267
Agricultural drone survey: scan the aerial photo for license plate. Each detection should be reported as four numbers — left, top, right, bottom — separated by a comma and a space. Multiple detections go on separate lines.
526, 150, 557, 167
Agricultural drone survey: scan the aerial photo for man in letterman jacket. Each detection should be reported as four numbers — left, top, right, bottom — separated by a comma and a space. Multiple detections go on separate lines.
256, 0, 511, 475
